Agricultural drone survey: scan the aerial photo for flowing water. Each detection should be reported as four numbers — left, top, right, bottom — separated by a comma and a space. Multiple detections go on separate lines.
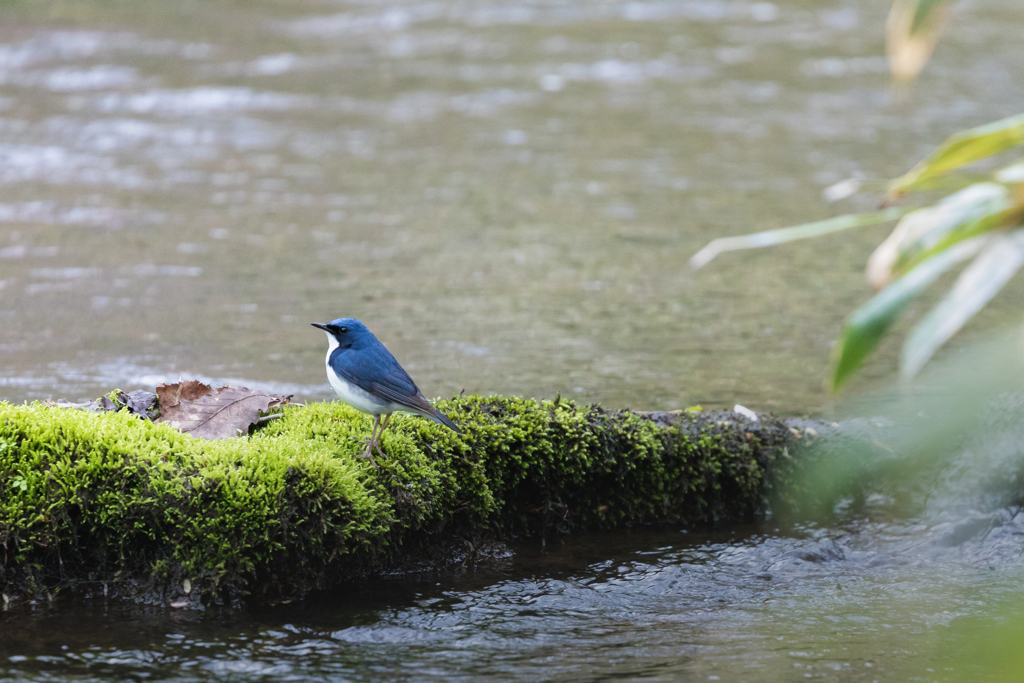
2, 0, 1024, 679
1, 0, 1022, 411
3, 510, 1024, 681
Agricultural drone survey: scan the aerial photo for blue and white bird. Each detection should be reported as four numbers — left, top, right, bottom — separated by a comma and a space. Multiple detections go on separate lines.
312, 318, 461, 464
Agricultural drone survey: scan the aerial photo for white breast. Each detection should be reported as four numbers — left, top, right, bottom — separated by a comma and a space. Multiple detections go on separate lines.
323, 333, 387, 415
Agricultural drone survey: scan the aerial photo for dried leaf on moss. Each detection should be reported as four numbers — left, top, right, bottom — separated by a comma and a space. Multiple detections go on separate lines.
155, 381, 291, 440
48, 389, 160, 419
89, 389, 159, 419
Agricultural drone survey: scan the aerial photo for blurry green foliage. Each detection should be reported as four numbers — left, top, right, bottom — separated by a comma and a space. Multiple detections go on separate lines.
691, 2, 1024, 390
694, 114, 1024, 389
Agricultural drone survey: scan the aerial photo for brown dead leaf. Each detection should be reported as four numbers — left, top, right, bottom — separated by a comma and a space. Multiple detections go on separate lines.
155, 381, 291, 440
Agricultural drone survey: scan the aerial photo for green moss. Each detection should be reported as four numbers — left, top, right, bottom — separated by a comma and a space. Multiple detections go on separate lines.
0, 396, 798, 602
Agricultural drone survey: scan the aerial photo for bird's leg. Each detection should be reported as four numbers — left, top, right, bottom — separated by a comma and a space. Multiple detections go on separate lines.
374, 413, 392, 459
368, 413, 387, 452
363, 414, 381, 467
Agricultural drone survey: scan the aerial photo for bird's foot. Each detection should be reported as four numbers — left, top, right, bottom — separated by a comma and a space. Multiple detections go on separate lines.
361, 441, 380, 469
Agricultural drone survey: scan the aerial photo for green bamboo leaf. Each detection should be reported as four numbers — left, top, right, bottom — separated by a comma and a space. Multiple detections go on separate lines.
888, 113, 1024, 198
901, 228, 1024, 379
831, 236, 989, 390
868, 182, 1010, 287
689, 208, 910, 270
911, 0, 951, 32
894, 163, 1024, 284
893, 207, 1016, 280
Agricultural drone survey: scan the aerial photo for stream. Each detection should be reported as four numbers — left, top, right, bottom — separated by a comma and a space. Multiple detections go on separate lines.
2, 1, 1024, 679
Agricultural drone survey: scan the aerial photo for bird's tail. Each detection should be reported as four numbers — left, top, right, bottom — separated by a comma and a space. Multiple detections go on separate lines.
432, 407, 462, 434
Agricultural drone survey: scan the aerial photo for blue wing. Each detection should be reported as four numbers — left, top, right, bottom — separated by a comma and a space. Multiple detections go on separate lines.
329, 340, 462, 433
329, 343, 430, 412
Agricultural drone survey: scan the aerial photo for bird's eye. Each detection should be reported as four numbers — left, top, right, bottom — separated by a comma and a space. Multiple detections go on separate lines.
339, 326, 348, 333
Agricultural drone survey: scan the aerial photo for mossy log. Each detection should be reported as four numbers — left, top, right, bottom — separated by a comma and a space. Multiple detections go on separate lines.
0, 396, 803, 604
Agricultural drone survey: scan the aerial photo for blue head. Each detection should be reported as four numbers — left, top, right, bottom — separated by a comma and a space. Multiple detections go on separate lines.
311, 317, 378, 351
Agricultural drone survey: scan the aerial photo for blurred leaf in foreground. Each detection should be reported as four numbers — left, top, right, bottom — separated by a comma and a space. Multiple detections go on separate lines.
901, 229, 1024, 379
687, 208, 910, 270
693, 110, 1024, 389
789, 327, 1024, 525
831, 236, 987, 390
888, 113, 1024, 199
940, 609, 1024, 683
886, 0, 952, 84
867, 183, 1010, 288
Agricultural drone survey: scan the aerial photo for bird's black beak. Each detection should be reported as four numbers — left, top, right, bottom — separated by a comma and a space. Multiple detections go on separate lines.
311, 322, 331, 332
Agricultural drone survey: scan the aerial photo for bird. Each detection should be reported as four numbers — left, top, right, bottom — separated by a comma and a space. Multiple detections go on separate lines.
311, 318, 461, 465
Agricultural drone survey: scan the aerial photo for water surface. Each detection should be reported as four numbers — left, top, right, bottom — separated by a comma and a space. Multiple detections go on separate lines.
3, 512, 1023, 681
2, 2, 1024, 680
1, 0, 1022, 411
